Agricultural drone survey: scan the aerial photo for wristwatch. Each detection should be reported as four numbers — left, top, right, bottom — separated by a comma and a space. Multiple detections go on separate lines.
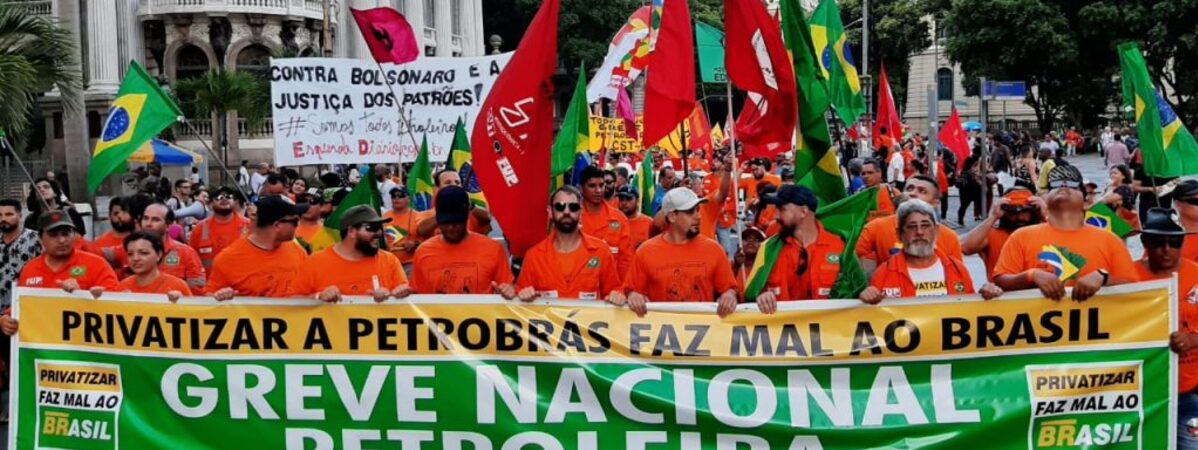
1097, 269, 1110, 286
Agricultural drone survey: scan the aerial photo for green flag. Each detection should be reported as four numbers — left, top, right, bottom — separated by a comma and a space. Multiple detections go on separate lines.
553, 63, 590, 178
810, 0, 867, 124
307, 167, 381, 253
695, 21, 726, 83
1086, 202, 1134, 239
781, 0, 843, 204
817, 187, 878, 298
449, 118, 487, 208
87, 61, 183, 193
1118, 42, 1198, 178
638, 153, 656, 216
408, 135, 435, 212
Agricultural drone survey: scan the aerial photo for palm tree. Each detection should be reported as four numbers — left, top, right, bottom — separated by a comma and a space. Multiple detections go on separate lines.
173, 69, 268, 182
0, 3, 82, 138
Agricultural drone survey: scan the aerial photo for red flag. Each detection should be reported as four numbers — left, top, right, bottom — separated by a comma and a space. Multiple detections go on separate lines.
642, 0, 695, 147
687, 104, 713, 151
939, 108, 972, 172
350, 7, 419, 65
617, 87, 638, 140
470, 0, 559, 257
873, 65, 903, 143
725, 0, 797, 152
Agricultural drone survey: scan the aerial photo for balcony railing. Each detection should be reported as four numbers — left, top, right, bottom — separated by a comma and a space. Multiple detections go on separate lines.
0, 0, 53, 16
140, 0, 330, 21
237, 117, 273, 137
173, 117, 274, 139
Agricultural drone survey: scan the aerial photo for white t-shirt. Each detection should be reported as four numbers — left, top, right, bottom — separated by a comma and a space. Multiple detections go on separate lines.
888, 152, 906, 183
238, 167, 250, 188
250, 172, 267, 195
378, 179, 399, 210
907, 259, 948, 297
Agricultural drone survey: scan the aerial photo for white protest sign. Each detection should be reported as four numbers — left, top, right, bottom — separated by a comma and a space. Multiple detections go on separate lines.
270, 53, 512, 166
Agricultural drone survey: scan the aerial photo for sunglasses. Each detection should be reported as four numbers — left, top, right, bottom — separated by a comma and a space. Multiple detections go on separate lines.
391, 192, 408, 199
215, 194, 234, 200
1143, 235, 1185, 248
553, 202, 582, 213
359, 223, 383, 233
1048, 180, 1083, 190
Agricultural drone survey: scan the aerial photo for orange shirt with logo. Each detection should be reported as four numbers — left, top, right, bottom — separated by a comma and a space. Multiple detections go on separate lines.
189, 214, 251, 271
517, 233, 621, 300
1136, 258, 1198, 393
410, 232, 514, 294
869, 250, 975, 299
288, 247, 408, 296
626, 214, 653, 250
159, 239, 206, 291
581, 203, 633, 279
993, 223, 1139, 285
624, 235, 737, 302
119, 273, 193, 296
856, 214, 963, 264
206, 237, 308, 297
764, 225, 846, 300
868, 185, 898, 221
19, 250, 119, 291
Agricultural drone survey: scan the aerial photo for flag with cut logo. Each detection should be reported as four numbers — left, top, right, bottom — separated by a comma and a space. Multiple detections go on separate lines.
87, 61, 183, 193
408, 135, 435, 212
350, 7, 419, 65
1118, 42, 1198, 178
726, 0, 797, 154
1085, 202, 1134, 239
448, 118, 486, 208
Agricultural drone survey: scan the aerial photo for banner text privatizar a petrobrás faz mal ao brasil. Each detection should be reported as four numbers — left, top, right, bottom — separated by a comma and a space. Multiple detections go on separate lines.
9, 281, 1178, 449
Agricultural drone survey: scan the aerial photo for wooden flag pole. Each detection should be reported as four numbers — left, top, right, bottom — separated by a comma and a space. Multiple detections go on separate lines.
727, 81, 745, 245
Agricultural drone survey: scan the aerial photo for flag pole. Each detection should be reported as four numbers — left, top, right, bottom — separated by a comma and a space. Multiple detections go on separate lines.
726, 80, 744, 244
0, 131, 51, 212
371, 61, 423, 165
182, 118, 251, 200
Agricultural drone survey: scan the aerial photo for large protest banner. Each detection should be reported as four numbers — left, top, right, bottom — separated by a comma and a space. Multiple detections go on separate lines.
270, 54, 512, 166
9, 281, 1176, 449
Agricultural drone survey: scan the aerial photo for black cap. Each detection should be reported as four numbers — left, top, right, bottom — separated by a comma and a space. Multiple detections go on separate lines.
762, 184, 819, 210
615, 186, 639, 199
340, 205, 391, 229
435, 186, 470, 224
1141, 207, 1188, 236
37, 210, 75, 233
1175, 180, 1198, 199
255, 196, 309, 227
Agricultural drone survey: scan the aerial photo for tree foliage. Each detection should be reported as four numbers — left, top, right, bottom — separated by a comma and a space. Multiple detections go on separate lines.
838, 0, 934, 116
0, 4, 81, 144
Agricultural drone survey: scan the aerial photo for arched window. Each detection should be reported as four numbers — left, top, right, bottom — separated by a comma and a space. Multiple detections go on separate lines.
236, 44, 271, 79
937, 68, 953, 101
175, 45, 210, 81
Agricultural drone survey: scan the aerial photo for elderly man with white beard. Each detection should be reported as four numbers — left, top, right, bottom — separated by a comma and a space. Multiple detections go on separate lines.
859, 199, 1003, 303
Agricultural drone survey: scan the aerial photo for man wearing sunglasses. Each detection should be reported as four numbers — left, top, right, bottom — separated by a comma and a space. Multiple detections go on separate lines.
624, 188, 738, 318
288, 205, 410, 302
993, 164, 1139, 301
515, 187, 624, 303
189, 186, 250, 272
410, 186, 516, 298
207, 196, 310, 300
1131, 208, 1198, 448
579, 166, 634, 280
383, 187, 430, 274
753, 185, 847, 314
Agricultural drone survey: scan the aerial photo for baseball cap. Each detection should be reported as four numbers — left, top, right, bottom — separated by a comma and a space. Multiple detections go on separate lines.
762, 184, 819, 210
340, 205, 391, 229
615, 186, 639, 200
37, 210, 75, 233
255, 196, 309, 227
435, 185, 471, 223
660, 187, 706, 214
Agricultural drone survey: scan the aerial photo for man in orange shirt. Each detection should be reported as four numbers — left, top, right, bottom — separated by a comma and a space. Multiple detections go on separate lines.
652, 155, 733, 241
88, 196, 134, 257
993, 164, 1139, 301
207, 196, 310, 299
138, 203, 206, 292
961, 187, 1045, 280
738, 158, 781, 208
415, 169, 493, 238
516, 186, 624, 302
410, 186, 516, 297
860, 200, 1003, 303
857, 175, 962, 267
189, 186, 251, 272
625, 188, 738, 317
294, 193, 325, 243
754, 185, 848, 314
616, 186, 653, 249
862, 158, 899, 220
579, 166, 633, 279
603, 169, 618, 208
288, 205, 411, 302
383, 187, 429, 274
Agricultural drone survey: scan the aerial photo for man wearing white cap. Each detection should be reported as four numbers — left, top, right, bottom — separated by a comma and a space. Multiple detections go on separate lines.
624, 188, 738, 318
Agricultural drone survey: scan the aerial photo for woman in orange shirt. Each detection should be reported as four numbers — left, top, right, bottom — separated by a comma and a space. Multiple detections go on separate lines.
118, 231, 193, 302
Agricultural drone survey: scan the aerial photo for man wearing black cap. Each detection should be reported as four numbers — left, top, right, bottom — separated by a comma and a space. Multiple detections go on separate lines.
616, 186, 653, 249
189, 186, 251, 272
410, 186, 516, 297
1173, 180, 1198, 262
207, 196, 310, 300
288, 205, 410, 302
414, 169, 494, 238
993, 163, 1139, 301
752, 185, 847, 314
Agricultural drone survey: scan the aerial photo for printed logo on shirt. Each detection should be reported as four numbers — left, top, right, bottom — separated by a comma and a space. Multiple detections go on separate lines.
198, 247, 213, 254
826, 254, 840, 264
954, 281, 966, 293
25, 276, 43, 286
889, 242, 903, 256
914, 280, 948, 297
609, 221, 621, 230
587, 257, 600, 269
882, 287, 902, 298
1188, 287, 1198, 305
164, 252, 180, 266
69, 266, 86, 277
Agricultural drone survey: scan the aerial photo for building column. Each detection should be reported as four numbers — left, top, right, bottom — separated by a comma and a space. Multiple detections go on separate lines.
56, 0, 91, 201
86, 0, 121, 92
434, 0, 451, 56
473, 0, 485, 56
403, 0, 425, 53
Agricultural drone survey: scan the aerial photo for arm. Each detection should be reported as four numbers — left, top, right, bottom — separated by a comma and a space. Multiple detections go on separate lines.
961, 199, 1005, 255
415, 216, 438, 239
471, 207, 493, 235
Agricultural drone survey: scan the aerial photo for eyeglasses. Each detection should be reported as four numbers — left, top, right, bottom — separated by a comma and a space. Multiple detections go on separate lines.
1143, 235, 1185, 248
552, 202, 581, 213
359, 223, 383, 233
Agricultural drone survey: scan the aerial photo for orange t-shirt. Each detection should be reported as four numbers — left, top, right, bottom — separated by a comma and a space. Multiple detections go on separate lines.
119, 273, 193, 296
704, 174, 738, 229
738, 173, 782, 205
288, 246, 408, 296
1183, 234, 1198, 263
626, 214, 653, 250
88, 231, 125, 253
978, 227, 1013, 280
189, 214, 251, 271
870, 250, 975, 299
410, 232, 514, 294
993, 223, 1139, 286
698, 191, 726, 239
765, 225, 846, 300
624, 235, 737, 302
516, 233, 621, 300
206, 237, 308, 297
1136, 259, 1198, 393
19, 250, 120, 291
295, 220, 324, 243
581, 203, 633, 279
384, 208, 432, 264
159, 239, 207, 292
868, 185, 898, 221
856, 214, 963, 264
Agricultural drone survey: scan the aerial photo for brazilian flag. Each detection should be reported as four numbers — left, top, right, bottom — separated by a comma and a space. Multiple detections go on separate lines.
1086, 203, 1134, 238
408, 134, 435, 212
1119, 42, 1198, 178
448, 118, 487, 208
87, 61, 183, 193
810, 0, 866, 124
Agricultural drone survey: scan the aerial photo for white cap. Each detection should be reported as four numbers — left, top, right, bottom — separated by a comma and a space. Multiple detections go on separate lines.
661, 187, 707, 214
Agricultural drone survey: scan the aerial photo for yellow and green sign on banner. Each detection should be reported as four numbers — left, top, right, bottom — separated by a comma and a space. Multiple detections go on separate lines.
10, 282, 1177, 448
